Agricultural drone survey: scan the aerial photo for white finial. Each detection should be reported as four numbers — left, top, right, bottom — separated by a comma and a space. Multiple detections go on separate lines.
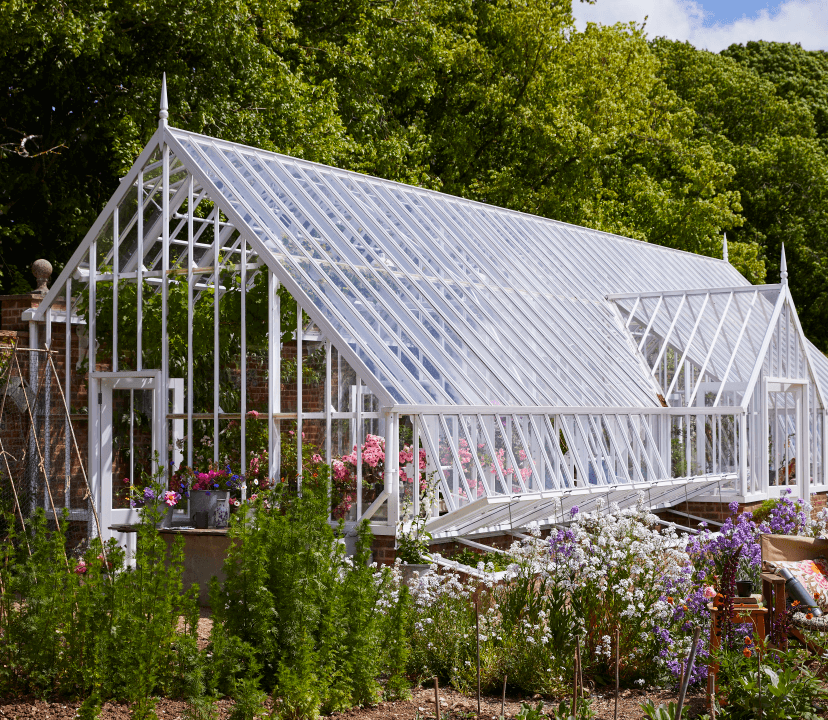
723, 232, 729, 263
781, 244, 788, 285
159, 73, 168, 128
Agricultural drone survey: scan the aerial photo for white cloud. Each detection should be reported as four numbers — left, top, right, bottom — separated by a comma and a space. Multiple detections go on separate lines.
572, 0, 828, 51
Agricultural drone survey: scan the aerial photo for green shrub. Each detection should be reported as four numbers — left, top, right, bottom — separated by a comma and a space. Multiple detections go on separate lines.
212, 471, 409, 718
715, 647, 828, 720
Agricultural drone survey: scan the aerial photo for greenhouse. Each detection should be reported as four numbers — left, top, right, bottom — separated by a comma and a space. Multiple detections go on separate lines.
11, 83, 828, 548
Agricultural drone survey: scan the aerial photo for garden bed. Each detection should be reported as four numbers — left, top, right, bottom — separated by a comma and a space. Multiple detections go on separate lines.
0, 685, 709, 720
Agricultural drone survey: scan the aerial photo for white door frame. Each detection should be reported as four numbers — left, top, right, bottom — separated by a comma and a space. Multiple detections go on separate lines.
763, 378, 810, 502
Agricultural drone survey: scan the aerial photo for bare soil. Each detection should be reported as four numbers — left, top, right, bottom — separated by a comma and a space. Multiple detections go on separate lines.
0, 685, 708, 720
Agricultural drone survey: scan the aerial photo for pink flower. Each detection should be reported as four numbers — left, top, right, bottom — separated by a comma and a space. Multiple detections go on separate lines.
703, 585, 717, 599
162, 490, 180, 507
312, 454, 323, 464
247, 410, 260, 419
74, 560, 88, 575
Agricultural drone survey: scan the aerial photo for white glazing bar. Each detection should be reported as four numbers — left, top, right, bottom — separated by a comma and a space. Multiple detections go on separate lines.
296, 302, 303, 492
650, 295, 686, 376
268, 271, 280, 481
89, 242, 97, 375
176, 138, 403, 407
137, 170, 144, 371
412, 414, 420, 517
687, 293, 735, 407
438, 413, 474, 502
665, 293, 710, 400
283, 164, 522, 406
130, 389, 135, 494
65, 279, 72, 507
44, 308, 52, 509
637, 296, 664, 353
161, 143, 170, 478
712, 291, 759, 406
612, 414, 646, 483
459, 415, 493, 496
187, 175, 194, 469
240, 238, 247, 499
213, 211, 220, 463
388, 411, 399, 525
112, 207, 119, 372
325, 340, 331, 465
625, 297, 641, 329
739, 413, 748, 495
356, 378, 363, 518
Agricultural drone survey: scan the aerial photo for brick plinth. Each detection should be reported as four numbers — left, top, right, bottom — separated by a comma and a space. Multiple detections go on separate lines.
371, 534, 396, 566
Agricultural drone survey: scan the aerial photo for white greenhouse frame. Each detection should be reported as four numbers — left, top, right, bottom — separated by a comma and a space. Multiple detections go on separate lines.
25, 83, 828, 543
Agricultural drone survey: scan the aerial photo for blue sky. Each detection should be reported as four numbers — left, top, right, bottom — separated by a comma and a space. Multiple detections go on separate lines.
572, 0, 828, 51
705, 0, 775, 24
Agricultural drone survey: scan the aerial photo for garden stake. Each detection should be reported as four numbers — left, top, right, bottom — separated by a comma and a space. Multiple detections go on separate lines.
501, 675, 507, 719
676, 627, 701, 720
434, 677, 440, 720
614, 628, 619, 720
577, 637, 583, 701
13, 350, 68, 569
571, 640, 579, 717
476, 598, 481, 718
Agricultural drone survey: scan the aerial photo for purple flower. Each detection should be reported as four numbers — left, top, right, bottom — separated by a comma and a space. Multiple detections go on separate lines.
570, 506, 579, 517
143, 487, 156, 501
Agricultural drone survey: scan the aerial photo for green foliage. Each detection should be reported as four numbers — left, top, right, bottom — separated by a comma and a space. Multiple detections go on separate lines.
714, 647, 828, 720
229, 677, 269, 720
654, 39, 828, 351
0, 464, 198, 704
515, 700, 546, 720
211, 474, 408, 717
183, 695, 220, 720
442, 548, 511, 572
640, 699, 688, 720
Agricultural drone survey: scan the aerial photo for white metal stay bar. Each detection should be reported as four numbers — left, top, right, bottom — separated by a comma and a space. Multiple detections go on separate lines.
664, 293, 711, 400
650, 294, 687, 376
638, 295, 664, 353
712, 291, 759, 407
686, 292, 734, 407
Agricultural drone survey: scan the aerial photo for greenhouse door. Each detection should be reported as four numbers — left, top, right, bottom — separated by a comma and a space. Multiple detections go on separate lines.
766, 379, 809, 499
97, 372, 163, 555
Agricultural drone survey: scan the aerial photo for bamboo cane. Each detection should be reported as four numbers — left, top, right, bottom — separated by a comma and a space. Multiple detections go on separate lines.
434, 676, 441, 720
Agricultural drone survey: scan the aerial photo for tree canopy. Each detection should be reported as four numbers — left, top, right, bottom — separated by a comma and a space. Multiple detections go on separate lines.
2, 1, 827, 350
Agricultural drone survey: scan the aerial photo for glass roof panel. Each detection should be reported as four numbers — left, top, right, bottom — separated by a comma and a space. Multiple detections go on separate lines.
169, 127, 763, 410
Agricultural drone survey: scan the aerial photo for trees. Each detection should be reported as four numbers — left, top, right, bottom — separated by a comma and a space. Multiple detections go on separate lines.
654, 39, 828, 350
2, 1, 826, 350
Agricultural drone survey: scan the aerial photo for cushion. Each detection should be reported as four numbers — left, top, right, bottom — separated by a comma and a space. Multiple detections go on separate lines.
774, 558, 828, 612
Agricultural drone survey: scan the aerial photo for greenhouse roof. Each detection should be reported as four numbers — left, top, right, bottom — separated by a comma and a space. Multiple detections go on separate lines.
166, 127, 771, 408
36, 125, 828, 411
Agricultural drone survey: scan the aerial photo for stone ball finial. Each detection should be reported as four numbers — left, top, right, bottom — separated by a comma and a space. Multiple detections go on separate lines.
31, 259, 53, 295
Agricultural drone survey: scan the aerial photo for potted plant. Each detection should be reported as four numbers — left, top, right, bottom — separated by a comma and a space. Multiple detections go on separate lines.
127, 459, 183, 527
396, 474, 438, 584
171, 462, 242, 528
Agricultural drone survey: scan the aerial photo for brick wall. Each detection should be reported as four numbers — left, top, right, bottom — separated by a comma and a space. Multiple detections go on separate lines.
371, 534, 396, 566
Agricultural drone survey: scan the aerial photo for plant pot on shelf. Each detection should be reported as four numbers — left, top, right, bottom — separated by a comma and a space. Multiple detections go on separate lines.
736, 580, 754, 598
189, 490, 230, 528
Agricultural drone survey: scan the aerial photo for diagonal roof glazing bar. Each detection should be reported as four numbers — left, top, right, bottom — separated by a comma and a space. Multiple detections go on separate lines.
331, 173, 574, 405
481, 211, 661, 404
231, 150, 484, 405
261, 155, 519, 406
187, 137, 450, 405
169, 132, 402, 407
